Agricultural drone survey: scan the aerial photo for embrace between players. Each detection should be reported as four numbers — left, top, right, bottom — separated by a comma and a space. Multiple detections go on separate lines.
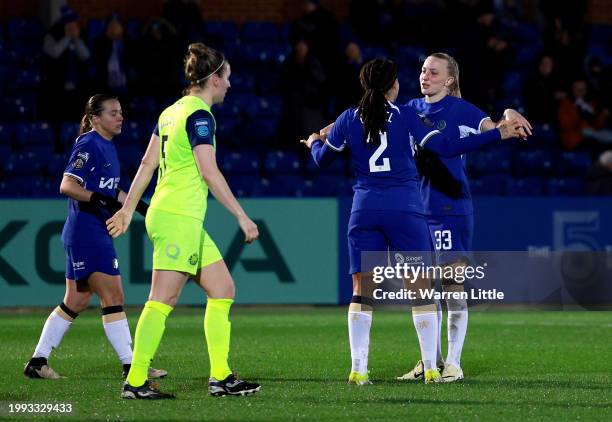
23, 41, 529, 398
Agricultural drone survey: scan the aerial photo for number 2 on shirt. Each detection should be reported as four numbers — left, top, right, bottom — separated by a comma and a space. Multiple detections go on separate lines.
368, 132, 391, 172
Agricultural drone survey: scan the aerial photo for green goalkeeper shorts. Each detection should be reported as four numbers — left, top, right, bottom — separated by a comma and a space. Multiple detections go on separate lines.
146, 208, 223, 275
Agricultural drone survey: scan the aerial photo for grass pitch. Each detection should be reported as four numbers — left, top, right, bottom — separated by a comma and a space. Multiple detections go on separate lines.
1, 307, 611, 421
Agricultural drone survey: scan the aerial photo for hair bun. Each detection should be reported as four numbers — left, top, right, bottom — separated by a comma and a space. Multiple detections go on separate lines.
188, 42, 207, 56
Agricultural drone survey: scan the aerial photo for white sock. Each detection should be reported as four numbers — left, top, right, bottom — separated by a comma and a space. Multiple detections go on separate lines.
33, 309, 73, 359
446, 298, 468, 367
412, 310, 438, 371
435, 299, 443, 365
103, 317, 133, 364
348, 311, 372, 374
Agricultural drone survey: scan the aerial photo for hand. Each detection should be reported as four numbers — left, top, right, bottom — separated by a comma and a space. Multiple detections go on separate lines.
237, 214, 259, 244
319, 123, 333, 137
496, 119, 523, 140
300, 133, 323, 149
106, 208, 133, 238
503, 109, 532, 139
65, 22, 80, 39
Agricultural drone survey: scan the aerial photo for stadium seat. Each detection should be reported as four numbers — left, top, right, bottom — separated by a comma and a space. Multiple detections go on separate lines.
305, 154, 347, 175
216, 116, 242, 141
226, 174, 257, 197
242, 22, 279, 44
230, 73, 255, 92
361, 45, 388, 60
116, 121, 144, 145
7, 18, 43, 44
312, 174, 348, 196
514, 149, 554, 176
556, 151, 592, 176
220, 150, 260, 175
506, 177, 545, 196
264, 150, 301, 174
243, 117, 279, 142
86, 19, 106, 45
250, 177, 289, 197
469, 173, 510, 196
45, 153, 69, 178
469, 148, 513, 175
15, 122, 55, 147
547, 177, 584, 196
59, 122, 80, 147
3, 152, 43, 177
128, 96, 157, 118
1, 94, 36, 120
204, 21, 239, 46
0, 123, 15, 146
393, 46, 426, 67
531, 124, 557, 145
15, 68, 41, 89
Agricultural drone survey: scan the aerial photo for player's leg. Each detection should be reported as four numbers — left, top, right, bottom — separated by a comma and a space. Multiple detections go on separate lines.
440, 214, 473, 382
388, 211, 440, 383
346, 211, 385, 385
195, 230, 260, 396
347, 271, 374, 385
122, 209, 192, 399
25, 278, 92, 379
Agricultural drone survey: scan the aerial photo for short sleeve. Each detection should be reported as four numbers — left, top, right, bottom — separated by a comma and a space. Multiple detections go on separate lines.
401, 105, 441, 147
185, 109, 215, 148
153, 124, 159, 136
326, 109, 351, 152
461, 100, 490, 133
63, 139, 97, 184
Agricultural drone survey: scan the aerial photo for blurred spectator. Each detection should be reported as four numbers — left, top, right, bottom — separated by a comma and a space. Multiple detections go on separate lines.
41, 5, 91, 122
93, 16, 133, 95
289, 0, 340, 78
584, 56, 612, 110
558, 79, 609, 150
550, 28, 585, 88
586, 150, 612, 195
161, 0, 204, 47
133, 18, 182, 101
524, 54, 565, 125
334, 41, 363, 114
278, 40, 327, 149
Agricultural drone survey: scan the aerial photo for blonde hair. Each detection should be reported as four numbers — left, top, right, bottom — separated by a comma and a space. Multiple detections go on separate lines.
429, 52, 462, 98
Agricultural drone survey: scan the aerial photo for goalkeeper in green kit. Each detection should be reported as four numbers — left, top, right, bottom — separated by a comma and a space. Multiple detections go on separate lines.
106, 42, 261, 399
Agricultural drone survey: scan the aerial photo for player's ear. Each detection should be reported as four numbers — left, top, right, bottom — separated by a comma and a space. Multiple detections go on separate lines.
445, 77, 454, 87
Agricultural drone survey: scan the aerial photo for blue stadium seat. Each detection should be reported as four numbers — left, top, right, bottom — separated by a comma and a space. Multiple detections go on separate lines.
1, 94, 36, 120
0, 123, 14, 146
556, 151, 592, 176
250, 177, 289, 197
393, 46, 426, 67
532, 123, 557, 145
59, 122, 80, 147
3, 152, 43, 177
24, 144, 56, 156
361, 45, 388, 60
7, 18, 43, 44
506, 177, 544, 196
501, 72, 523, 95
242, 22, 279, 44
116, 121, 144, 145
256, 96, 282, 117
547, 177, 584, 196
469, 148, 513, 175
220, 150, 260, 175
230, 73, 255, 92
33, 179, 61, 198
0, 144, 10, 158
226, 174, 257, 197
15, 122, 55, 147
46, 153, 69, 178
86, 19, 106, 45
264, 150, 301, 174
15, 69, 41, 89
0, 64, 14, 88
469, 173, 510, 196
0, 177, 36, 197
514, 149, 554, 176
116, 145, 144, 170
305, 154, 347, 175
128, 96, 157, 118
205, 21, 239, 44
312, 174, 347, 196
244, 117, 279, 142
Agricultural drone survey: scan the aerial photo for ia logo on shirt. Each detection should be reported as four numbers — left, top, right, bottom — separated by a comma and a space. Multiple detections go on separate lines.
99, 177, 120, 189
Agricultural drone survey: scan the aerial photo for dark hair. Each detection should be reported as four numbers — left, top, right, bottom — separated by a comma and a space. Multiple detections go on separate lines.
183, 42, 226, 95
358, 58, 397, 145
79, 94, 118, 135
429, 52, 461, 98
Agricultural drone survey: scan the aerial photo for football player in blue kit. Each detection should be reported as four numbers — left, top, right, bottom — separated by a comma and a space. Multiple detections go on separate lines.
24, 94, 163, 380
397, 53, 532, 383
302, 58, 522, 384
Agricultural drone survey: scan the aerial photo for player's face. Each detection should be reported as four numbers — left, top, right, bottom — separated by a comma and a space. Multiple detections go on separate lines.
214, 63, 232, 104
94, 99, 123, 138
420, 57, 451, 97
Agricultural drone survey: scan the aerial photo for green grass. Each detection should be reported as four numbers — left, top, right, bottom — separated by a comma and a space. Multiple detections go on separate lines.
1, 308, 611, 421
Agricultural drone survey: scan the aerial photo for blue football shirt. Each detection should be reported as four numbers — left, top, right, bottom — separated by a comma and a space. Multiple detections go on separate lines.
407, 95, 490, 215
61, 130, 121, 246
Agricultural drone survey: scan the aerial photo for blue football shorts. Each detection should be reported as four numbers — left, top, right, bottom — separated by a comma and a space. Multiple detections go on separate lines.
347, 210, 433, 274
65, 244, 120, 281
426, 214, 474, 265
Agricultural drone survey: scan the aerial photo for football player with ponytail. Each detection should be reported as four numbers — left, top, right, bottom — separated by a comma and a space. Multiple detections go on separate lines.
24, 94, 163, 381
303, 58, 523, 385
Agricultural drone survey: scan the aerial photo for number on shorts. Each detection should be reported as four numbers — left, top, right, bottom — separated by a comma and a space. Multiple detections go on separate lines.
434, 229, 452, 250
368, 132, 391, 173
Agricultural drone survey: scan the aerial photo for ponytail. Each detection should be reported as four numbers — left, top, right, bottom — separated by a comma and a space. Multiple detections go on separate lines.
358, 58, 398, 145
